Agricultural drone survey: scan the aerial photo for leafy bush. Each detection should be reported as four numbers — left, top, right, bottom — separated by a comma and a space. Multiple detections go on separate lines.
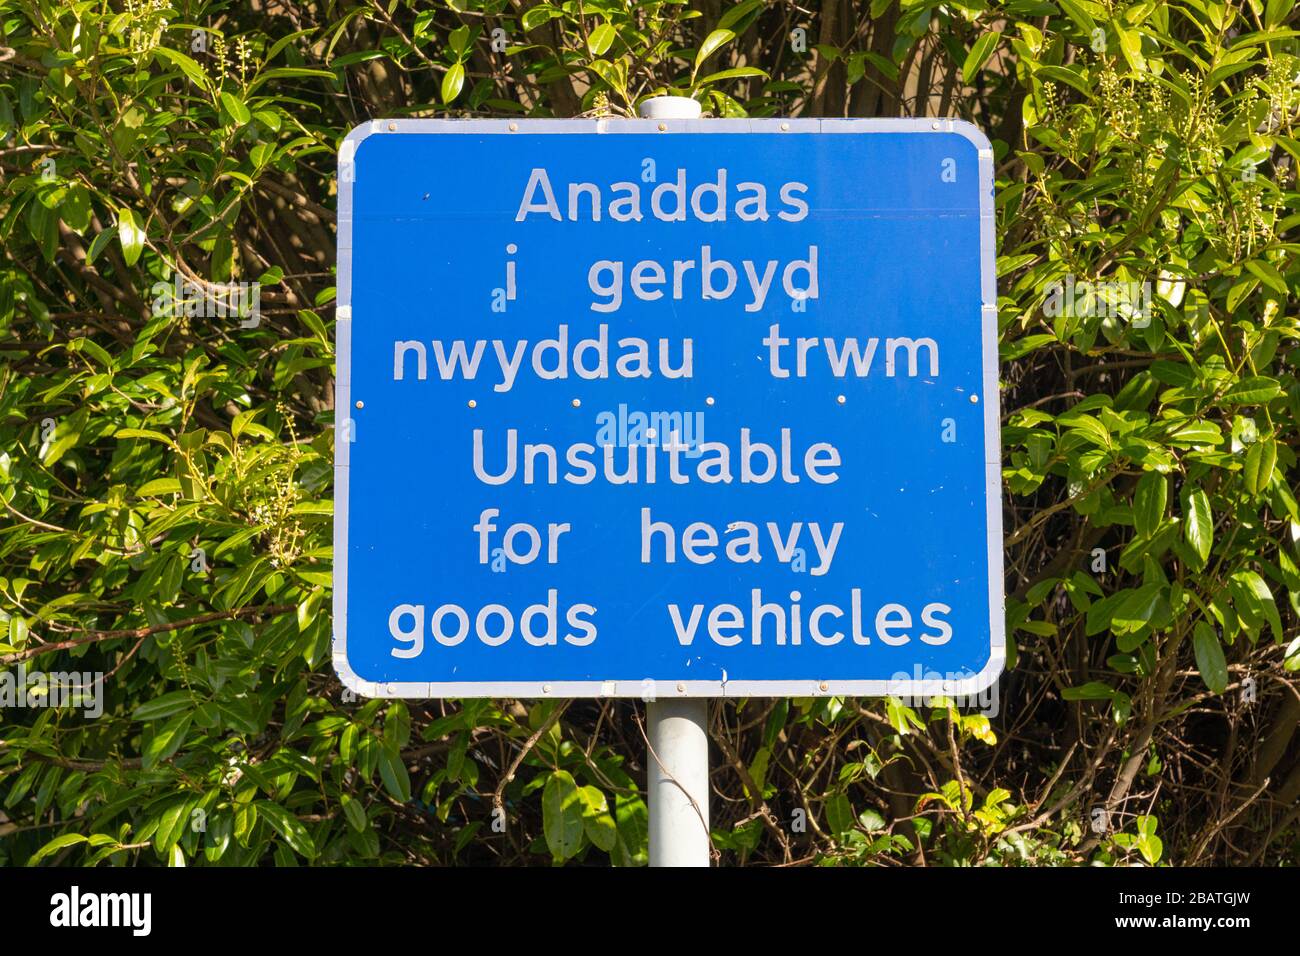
0, 0, 1297, 866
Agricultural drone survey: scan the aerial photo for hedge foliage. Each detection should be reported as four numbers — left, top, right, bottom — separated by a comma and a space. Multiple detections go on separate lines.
0, 0, 1297, 866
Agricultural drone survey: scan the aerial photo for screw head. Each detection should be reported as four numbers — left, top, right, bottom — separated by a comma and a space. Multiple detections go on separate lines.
572, 398, 581, 408
509, 122, 518, 132
837, 394, 846, 405
387, 122, 397, 131
676, 682, 686, 693
970, 394, 980, 404
658, 122, 667, 132
819, 681, 829, 692
780, 122, 790, 131
355, 400, 364, 409
468, 399, 477, 409
706, 396, 715, 406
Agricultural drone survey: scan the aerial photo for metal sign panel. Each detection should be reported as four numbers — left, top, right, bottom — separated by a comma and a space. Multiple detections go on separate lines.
334, 118, 1003, 700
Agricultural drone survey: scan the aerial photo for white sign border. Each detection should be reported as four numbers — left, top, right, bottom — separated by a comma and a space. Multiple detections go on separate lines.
334, 117, 1004, 700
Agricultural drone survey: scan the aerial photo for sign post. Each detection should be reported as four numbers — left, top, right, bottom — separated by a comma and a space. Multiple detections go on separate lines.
334, 111, 1002, 867
637, 96, 713, 868
646, 697, 710, 866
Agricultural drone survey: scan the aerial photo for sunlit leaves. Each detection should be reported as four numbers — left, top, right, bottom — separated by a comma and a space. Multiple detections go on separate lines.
1222, 376, 1283, 405
587, 23, 616, 57
1183, 485, 1213, 565
219, 91, 251, 127
115, 207, 145, 266
441, 64, 465, 104
695, 28, 736, 71
256, 802, 318, 860
1244, 439, 1278, 495
962, 32, 1001, 85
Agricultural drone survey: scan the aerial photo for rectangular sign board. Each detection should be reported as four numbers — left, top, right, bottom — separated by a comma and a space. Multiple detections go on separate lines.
334, 118, 1003, 699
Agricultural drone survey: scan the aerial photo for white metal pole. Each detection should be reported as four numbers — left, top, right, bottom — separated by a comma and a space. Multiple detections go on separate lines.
647, 698, 710, 866
636, 92, 711, 869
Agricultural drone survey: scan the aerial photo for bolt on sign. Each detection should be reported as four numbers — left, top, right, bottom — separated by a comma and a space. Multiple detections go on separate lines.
333, 118, 1004, 700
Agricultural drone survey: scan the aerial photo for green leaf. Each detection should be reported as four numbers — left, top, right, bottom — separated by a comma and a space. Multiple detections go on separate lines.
8, 616, 30, 649
1133, 472, 1167, 539
578, 785, 617, 852
29, 833, 89, 865
1183, 486, 1213, 564
1056, 0, 1097, 33
613, 794, 649, 865
962, 32, 1001, 85
116, 207, 145, 266
114, 427, 177, 446
41, 411, 86, 467
142, 713, 192, 769
152, 800, 191, 855
86, 226, 116, 266
1243, 439, 1277, 495
1033, 64, 1092, 97
826, 791, 854, 837
719, 0, 765, 30
1192, 622, 1228, 694
1283, 636, 1300, 672
256, 801, 318, 859
1117, 26, 1145, 72
377, 744, 411, 802
219, 91, 251, 127
695, 29, 736, 70
1244, 259, 1288, 295
1265, 0, 1295, 28
22, 185, 64, 243
1134, 815, 1163, 864
587, 24, 617, 57
521, 4, 559, 32
132, 691, 196, 722
153, 47, 214, 94
885, 696, 921, 734
448, 25, 473, 57
1170, 421, 1222, 446
136, 477, 182, 496
1222, 376, 1282, 405
441, 63, 465, 104
1062, 681, 1117, 701
342, 795, 368, 833
1226, 276, 1259, 314
1002, 333, 1057, 361
1233, 570, 1283, 643
1064, 413, 1112, 449
247, 68, 338, 94
542, 770, 585, 861
697, 67, 768, 85
60, 185, 92, 232
1111, 584, 1165, 634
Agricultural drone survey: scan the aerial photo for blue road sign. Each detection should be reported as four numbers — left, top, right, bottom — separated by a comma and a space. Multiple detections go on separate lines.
334, 118, 1003, 699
